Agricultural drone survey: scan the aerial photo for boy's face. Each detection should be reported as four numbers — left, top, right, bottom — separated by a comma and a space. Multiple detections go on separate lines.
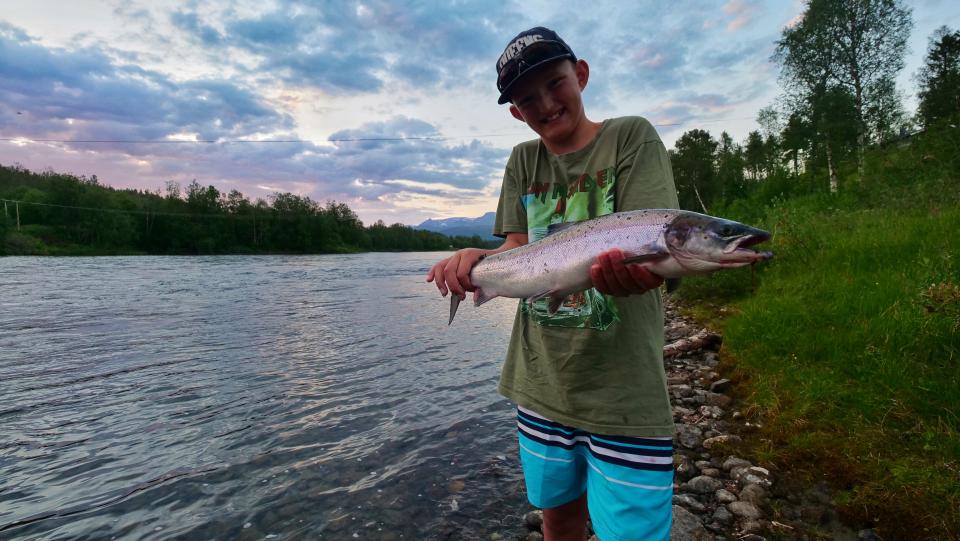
508, 59, 589, 144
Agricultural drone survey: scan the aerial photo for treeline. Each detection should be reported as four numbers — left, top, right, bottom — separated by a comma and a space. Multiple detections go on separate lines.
0, 166, 496, 255
669, 12, 959, 215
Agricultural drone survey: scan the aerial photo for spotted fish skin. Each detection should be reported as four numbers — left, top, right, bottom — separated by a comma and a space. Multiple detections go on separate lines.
447, 209, 772, 324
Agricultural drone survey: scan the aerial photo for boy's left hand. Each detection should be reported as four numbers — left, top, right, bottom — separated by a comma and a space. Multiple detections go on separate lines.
590, 248, 663, 296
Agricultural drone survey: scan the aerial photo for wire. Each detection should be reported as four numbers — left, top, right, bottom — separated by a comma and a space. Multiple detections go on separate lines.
2, 198, 306, 221
0, 117, 759, 145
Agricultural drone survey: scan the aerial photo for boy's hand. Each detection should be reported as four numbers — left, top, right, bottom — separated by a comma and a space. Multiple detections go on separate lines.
590, 248, 663, 296
426, 248, 487, 300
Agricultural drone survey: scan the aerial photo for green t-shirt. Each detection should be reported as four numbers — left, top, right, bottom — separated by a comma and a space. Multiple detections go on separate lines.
493, 116, 680, 438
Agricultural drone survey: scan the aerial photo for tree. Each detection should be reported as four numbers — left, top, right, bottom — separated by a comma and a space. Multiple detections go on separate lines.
715, 131, 746, 201
744, 131, 765, 180
775, 0, 912, 183
671, 129, 718, 213
781, 111, 814, 176
917, 26, 960, 129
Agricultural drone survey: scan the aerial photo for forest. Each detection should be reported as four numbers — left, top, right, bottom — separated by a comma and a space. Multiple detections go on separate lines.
0, 169, 497, 255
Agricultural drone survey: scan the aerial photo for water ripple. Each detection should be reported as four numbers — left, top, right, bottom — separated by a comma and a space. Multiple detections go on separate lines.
0, 253, 526, 540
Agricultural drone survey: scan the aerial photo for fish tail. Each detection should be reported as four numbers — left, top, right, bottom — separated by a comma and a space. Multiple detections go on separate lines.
448, 295, 461, 326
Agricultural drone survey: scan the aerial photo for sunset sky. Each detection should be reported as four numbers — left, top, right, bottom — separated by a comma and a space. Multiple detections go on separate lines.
1, 1, 956, 225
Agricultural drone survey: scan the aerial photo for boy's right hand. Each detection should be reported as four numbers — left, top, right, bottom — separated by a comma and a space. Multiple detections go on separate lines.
426, 248, 487, 300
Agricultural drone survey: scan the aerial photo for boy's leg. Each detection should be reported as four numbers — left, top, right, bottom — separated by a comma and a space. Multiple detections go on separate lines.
583, 434, 674, 541
515, 407, 589, 538
542, 493, 588, 541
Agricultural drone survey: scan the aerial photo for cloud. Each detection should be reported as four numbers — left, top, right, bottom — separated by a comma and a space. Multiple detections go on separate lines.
723, 0, 758, 32
0, 23, 292, 146
168, 1, 515, 95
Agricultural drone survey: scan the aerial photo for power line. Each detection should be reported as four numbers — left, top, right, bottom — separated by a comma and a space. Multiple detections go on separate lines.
0, 117, 759, 145
0, 198, 318, 221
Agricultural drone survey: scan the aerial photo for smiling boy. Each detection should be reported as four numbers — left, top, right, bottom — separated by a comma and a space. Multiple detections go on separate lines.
427, 27, 679, 541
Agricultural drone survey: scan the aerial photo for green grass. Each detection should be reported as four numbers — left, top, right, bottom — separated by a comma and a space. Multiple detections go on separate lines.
674, 137, 960, 539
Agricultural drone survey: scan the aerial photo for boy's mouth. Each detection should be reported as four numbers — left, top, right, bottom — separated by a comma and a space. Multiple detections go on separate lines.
542, 108, 565, 124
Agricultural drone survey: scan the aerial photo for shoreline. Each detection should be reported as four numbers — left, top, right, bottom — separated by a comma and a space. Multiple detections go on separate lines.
497, 300, 878, 541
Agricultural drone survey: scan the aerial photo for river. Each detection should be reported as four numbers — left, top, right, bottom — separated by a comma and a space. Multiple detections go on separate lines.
0, 254, 527, 540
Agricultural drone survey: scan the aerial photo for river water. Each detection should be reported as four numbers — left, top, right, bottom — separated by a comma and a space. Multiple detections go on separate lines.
0, 254, 528, 540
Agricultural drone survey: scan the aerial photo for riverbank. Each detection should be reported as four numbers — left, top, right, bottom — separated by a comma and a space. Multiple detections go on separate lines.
499, 300, 883, 541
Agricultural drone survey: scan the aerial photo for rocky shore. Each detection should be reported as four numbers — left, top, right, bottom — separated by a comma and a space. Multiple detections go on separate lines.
505, 301, 880, 541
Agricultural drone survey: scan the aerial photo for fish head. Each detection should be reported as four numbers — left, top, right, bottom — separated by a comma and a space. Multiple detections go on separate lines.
664, 213, 773, 273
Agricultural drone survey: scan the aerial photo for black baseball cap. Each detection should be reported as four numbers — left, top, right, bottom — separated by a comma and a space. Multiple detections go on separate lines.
496, 27, 576, 104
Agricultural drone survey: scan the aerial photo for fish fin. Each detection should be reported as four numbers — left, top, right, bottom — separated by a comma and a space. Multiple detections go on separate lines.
473, 288, 497, 307
545, 221, 577, 236
666, 278, 682, 293
622, 247, 670, 265
526, 288, 556, 303
448, 295, 461, 326
547, 296, 564, 314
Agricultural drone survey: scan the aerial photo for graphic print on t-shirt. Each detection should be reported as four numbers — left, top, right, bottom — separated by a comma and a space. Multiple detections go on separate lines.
520, 166, 619, 330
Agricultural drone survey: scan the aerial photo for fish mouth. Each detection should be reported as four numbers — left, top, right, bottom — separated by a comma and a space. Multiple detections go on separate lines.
724, 232, 773, 262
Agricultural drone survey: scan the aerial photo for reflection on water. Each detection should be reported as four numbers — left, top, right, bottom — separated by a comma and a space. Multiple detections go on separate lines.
0, 254, 527, 540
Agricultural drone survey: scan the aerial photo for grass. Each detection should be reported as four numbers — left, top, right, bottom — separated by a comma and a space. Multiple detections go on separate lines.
673, 135, 960, 539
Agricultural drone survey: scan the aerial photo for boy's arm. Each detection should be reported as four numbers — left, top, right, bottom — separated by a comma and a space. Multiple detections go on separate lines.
426, 232, 528, 300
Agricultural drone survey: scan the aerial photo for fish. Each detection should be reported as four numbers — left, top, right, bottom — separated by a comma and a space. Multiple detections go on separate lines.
447, 209, 773, 324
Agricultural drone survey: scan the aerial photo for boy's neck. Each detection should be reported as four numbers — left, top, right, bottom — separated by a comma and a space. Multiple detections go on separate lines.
541, 116, 603, 155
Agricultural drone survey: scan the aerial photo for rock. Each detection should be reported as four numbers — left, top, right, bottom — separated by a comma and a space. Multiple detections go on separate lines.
684, 475, 723, 494
721, 456, 751, 471
737, 467, 772, 488
701, 467, 722, 478
675, 455, 699, 481
525, 533, 544, 541
715, 489, 738, 504
709, 379, 732, 393
523, 510, 543, 530
674, 406, 696, 418
738, 484, 767, 506
672, 384, 695, 398
670, 505, 714, 541
739, 520, 765, 534
702, 435, 742, 449
727, 501, 762, 520
673, 494, 706, 513
676, 425, 704, 449
703, 352, 719, 366
712, 506, 734, 525
698, 405, 724, 419
858, 529, 884, 541
703, 392, 732, 407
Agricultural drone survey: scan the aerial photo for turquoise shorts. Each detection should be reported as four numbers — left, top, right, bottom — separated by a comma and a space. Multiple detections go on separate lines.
516, 406, 674, 541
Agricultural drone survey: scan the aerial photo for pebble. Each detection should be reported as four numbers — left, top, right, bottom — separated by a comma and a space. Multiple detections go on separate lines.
523, 510, 543, 530
702, 434, 743, 449
684, 475, 723, 494
709, 378, 732, 393
673, 494, 707, 513
728, 501, 762, 520
715, 489, 737, 504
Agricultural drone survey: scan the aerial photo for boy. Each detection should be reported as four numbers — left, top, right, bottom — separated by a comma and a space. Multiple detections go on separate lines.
426, 27, 678, 541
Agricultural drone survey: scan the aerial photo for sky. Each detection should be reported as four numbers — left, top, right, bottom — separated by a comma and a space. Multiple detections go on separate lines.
1, 1, 957, 226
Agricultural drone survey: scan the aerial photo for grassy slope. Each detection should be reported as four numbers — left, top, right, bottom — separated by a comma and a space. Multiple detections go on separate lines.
674, 135, 960, 539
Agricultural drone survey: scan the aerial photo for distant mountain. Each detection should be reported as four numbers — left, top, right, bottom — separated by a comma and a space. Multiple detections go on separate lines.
415, 211, 498, 240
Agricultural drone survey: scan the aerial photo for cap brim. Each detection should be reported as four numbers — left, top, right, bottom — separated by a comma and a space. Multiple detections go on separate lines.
497, 54, 574, 104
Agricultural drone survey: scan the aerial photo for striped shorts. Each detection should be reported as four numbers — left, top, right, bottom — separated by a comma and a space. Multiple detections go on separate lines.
516, 406, 674, 541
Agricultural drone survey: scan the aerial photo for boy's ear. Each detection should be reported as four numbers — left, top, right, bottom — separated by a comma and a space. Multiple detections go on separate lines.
575, 59, 590, 91
509, 105, 526, 123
